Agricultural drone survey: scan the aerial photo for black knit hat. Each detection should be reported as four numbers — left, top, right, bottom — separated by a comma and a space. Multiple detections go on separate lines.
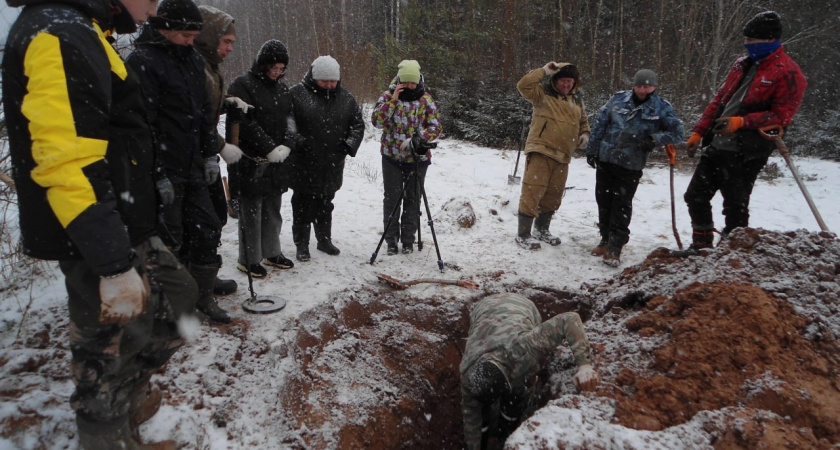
257, 40, 289, 66
743, 11, 782, 40
555, 64, 579, 80
148, 0, 203, 31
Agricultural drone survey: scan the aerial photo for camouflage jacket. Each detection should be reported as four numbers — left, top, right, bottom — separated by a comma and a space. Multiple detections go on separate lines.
460, 292, 592, 450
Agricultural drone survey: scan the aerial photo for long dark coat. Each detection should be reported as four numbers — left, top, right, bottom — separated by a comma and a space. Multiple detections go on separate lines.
288, 69, 365, 195
227, 55, 296, 196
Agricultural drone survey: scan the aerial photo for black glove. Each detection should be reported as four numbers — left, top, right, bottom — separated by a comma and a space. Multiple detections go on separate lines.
339, 140, 357, 157
586, 154, 598, 169
639, 136, 656, 153
411, 134, 430, 155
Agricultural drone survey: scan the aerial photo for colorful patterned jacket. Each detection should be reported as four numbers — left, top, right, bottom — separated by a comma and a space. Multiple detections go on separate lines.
371, 77, 442, 165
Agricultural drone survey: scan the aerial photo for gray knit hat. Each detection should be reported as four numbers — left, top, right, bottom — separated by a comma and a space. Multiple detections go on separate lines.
633, 69, 658, 86
311, 55, 340, 81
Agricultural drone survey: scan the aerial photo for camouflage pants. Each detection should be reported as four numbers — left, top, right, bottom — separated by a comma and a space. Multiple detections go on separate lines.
59, 236, 197, 432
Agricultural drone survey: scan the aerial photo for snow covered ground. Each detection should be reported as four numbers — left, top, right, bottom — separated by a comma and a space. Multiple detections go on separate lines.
1, 125, 838, 449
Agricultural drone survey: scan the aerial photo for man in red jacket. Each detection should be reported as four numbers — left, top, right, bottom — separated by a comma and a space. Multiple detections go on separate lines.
678, 11, 807, 255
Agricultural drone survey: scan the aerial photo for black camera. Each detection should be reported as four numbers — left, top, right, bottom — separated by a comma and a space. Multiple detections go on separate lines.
411, 133, 437, 155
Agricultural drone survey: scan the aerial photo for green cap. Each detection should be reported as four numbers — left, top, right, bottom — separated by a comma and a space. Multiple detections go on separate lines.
397, 60, 421, 84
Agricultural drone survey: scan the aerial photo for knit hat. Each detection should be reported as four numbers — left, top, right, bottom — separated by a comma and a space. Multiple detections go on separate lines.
555, 64, 579, 80
257, 40, 289, 66
397, 60, 421, 84
633, 69, 658, 86
311, 55, 340, 81
743, 11, 783, 40
149, 0, 203, 31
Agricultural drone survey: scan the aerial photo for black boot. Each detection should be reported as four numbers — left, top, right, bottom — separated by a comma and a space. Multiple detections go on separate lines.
315, 216, 340, 255
189, 259, 232, 324
532, 212, 561, 245
515, 214, 541, 250
672, 229, 715, 257
293, 222, 311, 262
213, 276, 237, 295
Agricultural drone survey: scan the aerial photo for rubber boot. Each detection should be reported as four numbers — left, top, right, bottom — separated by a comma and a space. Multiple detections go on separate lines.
293, 222, 311, 261
213, 276, 237, 296
515, 214, 541, 250
602, 234, 625, 267
532, 212, 561, 245
315, 217, 340, 255
189, 258, 232, 324
672, 229, 715, 257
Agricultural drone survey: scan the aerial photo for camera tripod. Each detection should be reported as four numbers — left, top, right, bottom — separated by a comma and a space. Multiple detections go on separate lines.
369, 137, 445, 272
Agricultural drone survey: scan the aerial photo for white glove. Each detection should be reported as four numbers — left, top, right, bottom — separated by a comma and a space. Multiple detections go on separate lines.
99, 267, 148, 325
543, 61, 560, 76
220, 143, 243, 164
573, 363, 600, 392
400, 139, 413, 152
227, 96, 253, 113
204, 157, 220, 185
267, 145, 291, 163
577, 133, 590, 150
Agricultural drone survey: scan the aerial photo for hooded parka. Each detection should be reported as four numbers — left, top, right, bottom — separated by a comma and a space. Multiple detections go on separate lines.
127, 24, 218, 184
288, 68, 365, 195
227, 41, 296, 196
2, 0, 157, 275
194, 4, 233, 153
517, 63, 590, 164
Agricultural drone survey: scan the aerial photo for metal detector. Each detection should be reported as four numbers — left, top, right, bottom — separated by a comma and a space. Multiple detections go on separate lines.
227, 119, 287, 314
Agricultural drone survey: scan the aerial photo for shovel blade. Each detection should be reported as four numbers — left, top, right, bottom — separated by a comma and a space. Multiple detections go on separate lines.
507, 175, 521, 185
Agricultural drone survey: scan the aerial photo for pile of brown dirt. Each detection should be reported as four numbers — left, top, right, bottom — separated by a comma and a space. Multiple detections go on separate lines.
578, 228, 840, 448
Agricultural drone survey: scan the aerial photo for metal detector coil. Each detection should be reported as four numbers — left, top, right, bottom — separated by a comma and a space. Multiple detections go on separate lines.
242, 295, 287, 314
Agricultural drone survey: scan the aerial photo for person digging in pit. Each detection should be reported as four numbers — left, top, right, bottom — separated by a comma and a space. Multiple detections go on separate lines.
460, 292, 599, 449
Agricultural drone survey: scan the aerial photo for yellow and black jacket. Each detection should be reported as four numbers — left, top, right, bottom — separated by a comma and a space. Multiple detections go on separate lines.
2, 0, 158, 275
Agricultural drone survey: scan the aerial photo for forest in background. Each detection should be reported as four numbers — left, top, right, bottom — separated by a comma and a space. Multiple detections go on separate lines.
195, 0, 838, 156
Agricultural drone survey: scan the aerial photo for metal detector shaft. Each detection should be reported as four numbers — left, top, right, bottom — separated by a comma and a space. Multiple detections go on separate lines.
759, 126, 830, 232
666, 145, 683, 250
228, 120, 286, 314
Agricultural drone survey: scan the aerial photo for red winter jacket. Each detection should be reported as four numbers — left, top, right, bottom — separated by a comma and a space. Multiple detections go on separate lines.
695, 46, 807, 159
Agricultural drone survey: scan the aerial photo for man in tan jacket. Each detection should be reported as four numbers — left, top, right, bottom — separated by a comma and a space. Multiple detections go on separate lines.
515, 62, 590, 250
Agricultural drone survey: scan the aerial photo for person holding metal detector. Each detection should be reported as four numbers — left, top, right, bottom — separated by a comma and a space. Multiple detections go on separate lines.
515, 62, 591, 250
371, 60, 443, 256
585, 69, 684, 267
227, 40, 297, 278
677, 11, 807, 256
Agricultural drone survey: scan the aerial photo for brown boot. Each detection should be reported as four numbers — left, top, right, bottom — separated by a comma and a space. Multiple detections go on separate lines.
129, 377, 162, 437
590, 239, 608, 257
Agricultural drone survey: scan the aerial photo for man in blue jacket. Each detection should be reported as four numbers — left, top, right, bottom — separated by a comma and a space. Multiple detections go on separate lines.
586, 69, 684, 267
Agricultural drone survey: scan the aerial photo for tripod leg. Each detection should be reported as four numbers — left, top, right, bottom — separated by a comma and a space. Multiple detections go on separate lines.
370, 186, 407, 264
420, 184, 445, 272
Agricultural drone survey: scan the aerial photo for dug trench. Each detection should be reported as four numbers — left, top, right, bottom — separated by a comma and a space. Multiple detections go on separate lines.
273, 228, 840, 449
275, 284, 589, 449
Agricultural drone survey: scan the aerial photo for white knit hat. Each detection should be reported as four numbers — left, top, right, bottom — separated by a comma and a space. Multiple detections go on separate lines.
311, 55, 340, 81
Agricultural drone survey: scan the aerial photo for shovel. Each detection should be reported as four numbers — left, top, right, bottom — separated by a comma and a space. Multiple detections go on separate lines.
759, 125, 830, 232
665, 144, 683, 250
507, 121, 529, 185
376, 273, 480, 290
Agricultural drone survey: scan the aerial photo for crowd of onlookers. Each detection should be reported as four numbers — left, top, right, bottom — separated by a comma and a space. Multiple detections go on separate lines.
2, 0, 804, 447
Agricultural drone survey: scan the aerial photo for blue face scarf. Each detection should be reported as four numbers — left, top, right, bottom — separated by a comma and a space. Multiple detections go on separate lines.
744, 41, 781, 61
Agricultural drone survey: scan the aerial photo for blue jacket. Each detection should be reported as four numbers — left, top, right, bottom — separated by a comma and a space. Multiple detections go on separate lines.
586, 91, 683, 171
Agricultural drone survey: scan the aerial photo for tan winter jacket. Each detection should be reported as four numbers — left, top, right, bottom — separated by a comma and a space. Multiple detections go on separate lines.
517, 63, 590, 164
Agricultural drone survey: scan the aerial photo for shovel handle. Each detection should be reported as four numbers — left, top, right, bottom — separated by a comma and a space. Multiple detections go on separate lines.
665, 144, 677, 166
